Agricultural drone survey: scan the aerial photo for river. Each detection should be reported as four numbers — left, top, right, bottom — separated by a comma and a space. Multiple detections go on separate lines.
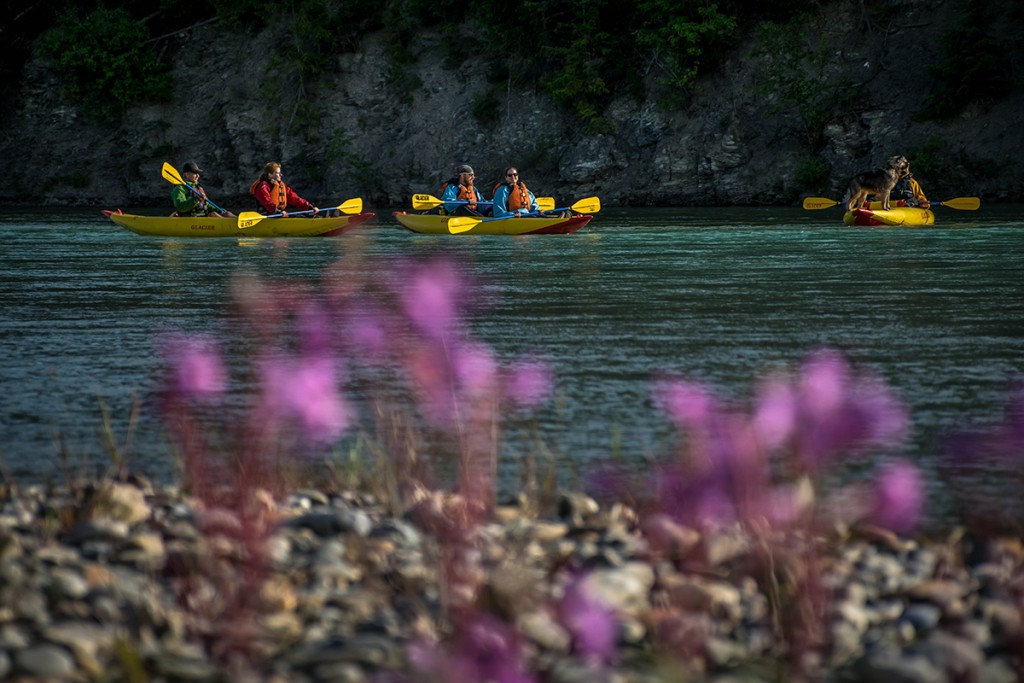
1, 205, 1022, 524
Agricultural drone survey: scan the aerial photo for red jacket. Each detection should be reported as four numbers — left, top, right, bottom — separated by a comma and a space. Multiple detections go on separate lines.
249, 178, 313, 214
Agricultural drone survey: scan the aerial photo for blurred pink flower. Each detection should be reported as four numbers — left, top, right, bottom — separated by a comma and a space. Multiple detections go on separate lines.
163, 334, 226, 400
407, 615, 535, 683
345, 305, 391, 358
753, 378, 797, 449
504, 357, 553, 408
399, 259, 464, 340
559, 575, 618, 663
766, 350, 909, 472
452, 343, 498, 396
259, 353, 349, 444
296, 302, 333, 355
652, 377, 716, 429
871, 459, 924, 533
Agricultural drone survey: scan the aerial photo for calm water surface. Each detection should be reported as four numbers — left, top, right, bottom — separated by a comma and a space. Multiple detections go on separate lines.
1, 205, 1022, 521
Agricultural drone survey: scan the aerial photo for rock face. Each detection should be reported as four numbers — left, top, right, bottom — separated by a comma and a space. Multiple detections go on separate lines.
2, 0, 1022, 208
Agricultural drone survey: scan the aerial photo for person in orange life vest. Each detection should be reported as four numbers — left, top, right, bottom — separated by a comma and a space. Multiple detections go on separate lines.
441, 164, 491, 216
171, 162, 234, 217
491, 167, 541, 218
249, 162, 319, 216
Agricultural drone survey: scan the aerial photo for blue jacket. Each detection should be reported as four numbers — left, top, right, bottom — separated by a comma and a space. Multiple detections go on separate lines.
492, 182, 539, 218
441, 181, 485, 214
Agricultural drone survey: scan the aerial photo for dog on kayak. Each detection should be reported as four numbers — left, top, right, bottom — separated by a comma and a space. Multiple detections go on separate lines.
843, 155, 909, 211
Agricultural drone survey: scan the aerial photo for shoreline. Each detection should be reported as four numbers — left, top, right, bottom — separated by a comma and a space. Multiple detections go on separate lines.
1, 476, 1020, 682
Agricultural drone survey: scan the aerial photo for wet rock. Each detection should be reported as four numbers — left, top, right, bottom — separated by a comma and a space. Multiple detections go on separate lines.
13, 643, 77, 678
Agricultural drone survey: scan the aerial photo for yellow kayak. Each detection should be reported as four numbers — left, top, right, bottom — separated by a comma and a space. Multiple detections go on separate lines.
842, 201, 935, 227
392, 211, 592, 235
103, 210, 375, 237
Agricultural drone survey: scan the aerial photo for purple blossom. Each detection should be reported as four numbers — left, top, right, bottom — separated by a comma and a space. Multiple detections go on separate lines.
504, 357, 553, 409
559, 575, 618, 663
753, 378, 797, 450
163, 333, 227, 400
407, 615, 535, 683
296, 302, 333, 355
452, 343, 498, 396
398, 259, 465, 340
345, 305, 391, 358
757, 350, 909, 472
259, 352, 349, 444
652, 377, 716, 430
871, 459, 924, 533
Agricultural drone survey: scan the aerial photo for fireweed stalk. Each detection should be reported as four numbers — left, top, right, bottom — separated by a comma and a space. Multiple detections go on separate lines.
158, 256, 556, 667
629, 349, 921, 672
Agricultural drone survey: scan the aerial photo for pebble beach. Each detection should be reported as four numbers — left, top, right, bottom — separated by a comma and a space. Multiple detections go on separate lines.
1, 477, 1021, 682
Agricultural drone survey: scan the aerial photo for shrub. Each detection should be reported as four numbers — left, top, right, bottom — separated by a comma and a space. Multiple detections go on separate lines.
38, 5, 169, 120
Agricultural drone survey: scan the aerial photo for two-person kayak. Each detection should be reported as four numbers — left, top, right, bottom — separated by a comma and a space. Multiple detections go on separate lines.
102, 210, 374, 237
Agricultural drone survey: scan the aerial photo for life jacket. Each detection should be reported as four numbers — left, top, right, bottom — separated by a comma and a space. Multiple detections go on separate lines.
441, 180, 478, 209
249, 178, 288, 212
177, 183, 208, 216
891, 174, 915, 200
505, 181, 532, 211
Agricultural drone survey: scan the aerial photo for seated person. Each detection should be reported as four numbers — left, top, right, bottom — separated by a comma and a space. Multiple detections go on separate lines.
491, 167, 540, 218
889, 156, 930, 208
249, 162, 320, 216
171, 161, 234, 217
441, 164, 490, 216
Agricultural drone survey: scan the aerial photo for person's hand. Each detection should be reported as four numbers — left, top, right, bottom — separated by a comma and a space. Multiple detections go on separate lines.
281, 210, 289, 218
312, 207, 320, 216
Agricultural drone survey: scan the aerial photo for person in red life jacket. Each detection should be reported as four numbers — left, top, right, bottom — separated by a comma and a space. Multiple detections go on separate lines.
440, 164, 491, 216
491, 167, 541, 218
249, 162, 320, 217
171, 161, 234, 217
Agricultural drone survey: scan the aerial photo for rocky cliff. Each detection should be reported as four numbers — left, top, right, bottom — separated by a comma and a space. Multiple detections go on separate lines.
2, 0, 1021, 208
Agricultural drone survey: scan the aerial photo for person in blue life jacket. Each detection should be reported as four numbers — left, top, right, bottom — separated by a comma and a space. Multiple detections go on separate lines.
170, 162, 234, 217
491, 167, 541, 218
889, 156, 930, 208
441, 164, 491, 216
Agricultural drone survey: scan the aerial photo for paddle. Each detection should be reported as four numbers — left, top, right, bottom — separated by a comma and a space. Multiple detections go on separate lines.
447, 196, 601, 234
236, 198, 364, 229
411, 193, 555, 211
161, 162, 229, 214
802, 196, 980, 210
411, 193, 491, 210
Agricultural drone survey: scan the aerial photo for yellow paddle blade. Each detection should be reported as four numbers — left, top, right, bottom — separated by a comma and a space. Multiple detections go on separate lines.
939, 197, 980, 210
411, 193, 444, 210
337, 197, 363, 214
237, 212, 264, 229
536, 197, 555, 211
802, 197, 840, 210
447, 217, 480, 234
570, 196, 601, 214
161, 161, 185, 185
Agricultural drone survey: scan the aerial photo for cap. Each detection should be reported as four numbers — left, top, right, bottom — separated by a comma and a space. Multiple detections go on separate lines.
182, 161, 203, 173
455, 164, 474, 175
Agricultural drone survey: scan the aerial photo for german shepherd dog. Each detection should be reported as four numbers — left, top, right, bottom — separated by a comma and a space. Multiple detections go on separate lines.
843, 155, 909, 211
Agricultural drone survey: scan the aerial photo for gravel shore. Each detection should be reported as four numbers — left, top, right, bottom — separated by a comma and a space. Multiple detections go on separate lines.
1, 477, 1021, 682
